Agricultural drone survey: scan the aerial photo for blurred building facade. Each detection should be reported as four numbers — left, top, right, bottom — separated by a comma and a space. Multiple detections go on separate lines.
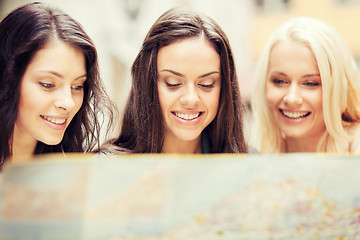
252, 0, 360, 60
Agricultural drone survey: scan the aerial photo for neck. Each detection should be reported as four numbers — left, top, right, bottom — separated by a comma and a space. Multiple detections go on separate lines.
162, 135, 202, 154
284, 136, 321, 153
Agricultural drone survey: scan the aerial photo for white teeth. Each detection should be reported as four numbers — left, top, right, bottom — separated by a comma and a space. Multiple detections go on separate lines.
174, 112, 200, 120
42, 115, 66, 124
282, 110, 308, 119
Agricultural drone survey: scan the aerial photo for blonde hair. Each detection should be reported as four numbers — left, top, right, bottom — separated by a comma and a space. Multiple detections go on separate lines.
251, 16, 360, 153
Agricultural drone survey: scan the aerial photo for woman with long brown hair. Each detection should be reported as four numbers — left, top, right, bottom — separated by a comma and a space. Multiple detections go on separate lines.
104, 8, 248, 154
0, 2, 116, 168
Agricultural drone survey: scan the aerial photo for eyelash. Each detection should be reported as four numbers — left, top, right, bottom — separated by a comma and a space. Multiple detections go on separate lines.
72, 85, 84, 91
165, 82, 215, 89
40, 82, 54, 89
199, 84, 214, 88
40, 82, 85, 91
271, 79, 320, 87
166, 83, 214, 90
304, 82, 320, 87
165, 82, 181, 88
272, 79, 287, 85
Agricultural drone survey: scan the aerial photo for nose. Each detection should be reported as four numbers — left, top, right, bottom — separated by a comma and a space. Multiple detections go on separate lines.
54, 87, 75, 111
283, 84, 303, 105
179, 85, 200, 108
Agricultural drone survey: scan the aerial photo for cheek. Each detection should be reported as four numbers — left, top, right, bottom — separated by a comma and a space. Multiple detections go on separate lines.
72, 93, 85, 116
18, 85, 37, 117
157, 86, 165, 103
157, 85, 168, 115
265, 85, 279, 108
310, 91, 323, 112
207, 89, 221, 116
17, 100, 29, 122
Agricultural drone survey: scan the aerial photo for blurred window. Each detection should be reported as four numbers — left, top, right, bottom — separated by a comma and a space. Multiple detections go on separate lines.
334, 0, 360, 3
254, 0, 290, 11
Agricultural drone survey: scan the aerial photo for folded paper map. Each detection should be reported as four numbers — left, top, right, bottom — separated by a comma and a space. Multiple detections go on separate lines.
0, 153, 359, 239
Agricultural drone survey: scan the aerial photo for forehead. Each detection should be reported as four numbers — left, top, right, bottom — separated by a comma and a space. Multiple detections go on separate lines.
268, 40, 318, 73
270, 40, 314, 60
157, 37, 220, 71
159, 36, 216, 55
22, 40, 86, 82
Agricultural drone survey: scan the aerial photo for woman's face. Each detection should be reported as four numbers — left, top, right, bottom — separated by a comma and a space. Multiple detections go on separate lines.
265, 40, 326, 142
157, 37, 221, 145
14, 40, 86, 146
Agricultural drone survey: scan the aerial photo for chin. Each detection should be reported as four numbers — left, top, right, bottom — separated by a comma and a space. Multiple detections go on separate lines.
283, 132, 307, 139
38, 136, 64, 146
178, 134, 202, 142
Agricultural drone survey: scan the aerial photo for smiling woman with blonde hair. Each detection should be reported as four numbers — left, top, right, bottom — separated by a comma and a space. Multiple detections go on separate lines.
251, 16, 360, 153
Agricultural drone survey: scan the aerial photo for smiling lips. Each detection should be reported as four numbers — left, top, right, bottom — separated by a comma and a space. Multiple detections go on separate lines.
173, 112, 202, 120
41, 115, 66, 124
280, 109, 310, 119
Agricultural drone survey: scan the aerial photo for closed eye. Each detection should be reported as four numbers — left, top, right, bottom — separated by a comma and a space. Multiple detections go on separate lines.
166, 82, 181, 88
199, 84, 214, 88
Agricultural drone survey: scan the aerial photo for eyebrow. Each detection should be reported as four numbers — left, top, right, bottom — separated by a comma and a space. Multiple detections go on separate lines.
159, 69, 220, 78
303, 73, 321, 78
270, 71, 320, 78
160, 69, 184, 77
40, 70, 87, 81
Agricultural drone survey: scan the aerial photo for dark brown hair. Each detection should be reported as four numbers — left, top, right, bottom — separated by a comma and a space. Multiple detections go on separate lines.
106, 7, 247, 153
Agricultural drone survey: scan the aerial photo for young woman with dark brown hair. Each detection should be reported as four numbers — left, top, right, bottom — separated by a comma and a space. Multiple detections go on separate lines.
104, 8, 248, 154
0, 2, 116, 168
